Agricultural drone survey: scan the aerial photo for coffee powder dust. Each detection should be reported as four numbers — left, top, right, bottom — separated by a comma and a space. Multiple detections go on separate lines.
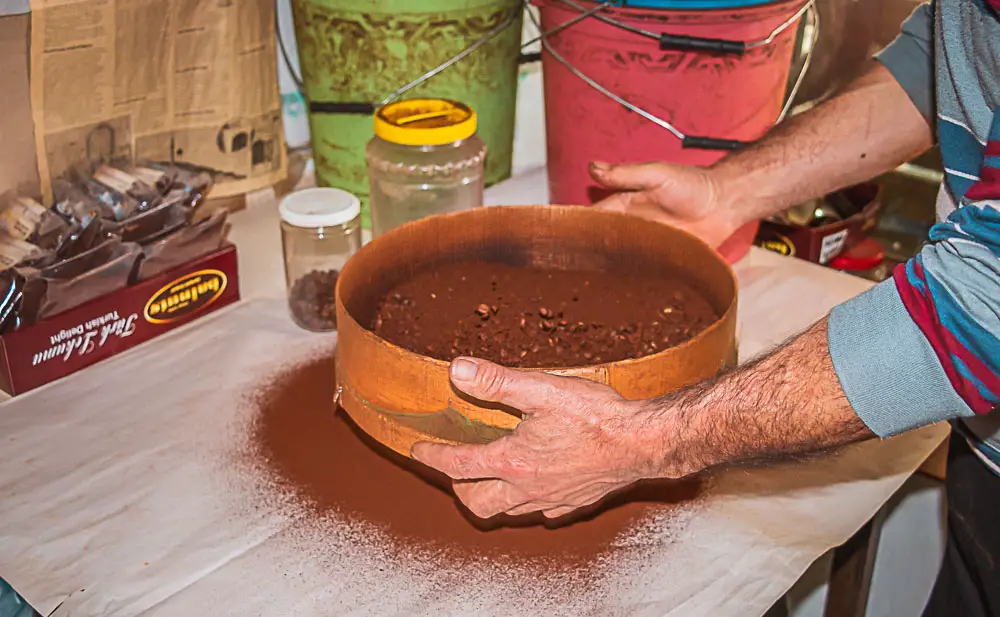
251, 354, 702, 567
372, 262, 717, 367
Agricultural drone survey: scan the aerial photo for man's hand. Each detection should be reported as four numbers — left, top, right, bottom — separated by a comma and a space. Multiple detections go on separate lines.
410, 357, 666, 520
411, 319, 874, 522
590, 161, 740, 248
590, 64, 933, 247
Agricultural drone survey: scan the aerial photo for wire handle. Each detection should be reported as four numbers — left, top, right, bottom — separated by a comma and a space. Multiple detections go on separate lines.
282, 1, 617, 117
659, 33, 746, 55
309, 102, 377, 115
531, 0, 820, 150
682, 135, 748, 151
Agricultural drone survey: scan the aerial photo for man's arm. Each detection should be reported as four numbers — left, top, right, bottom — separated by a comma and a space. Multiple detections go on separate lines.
412, 320, 874, 520
711, 63, 933, 224
414, 147, 1000, 520
592, 4, 936, 246
412, 163, 1000, 521
828, 148, 1000, 438
408, 5, 966, 520
714, 1, 936, 219
645, 320, 872, 478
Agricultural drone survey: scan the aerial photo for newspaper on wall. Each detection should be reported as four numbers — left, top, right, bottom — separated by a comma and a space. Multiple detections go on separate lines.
28, 0, 287, 203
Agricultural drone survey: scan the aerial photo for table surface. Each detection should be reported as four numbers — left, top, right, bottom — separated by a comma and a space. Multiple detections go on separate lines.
0, 170, 948, 617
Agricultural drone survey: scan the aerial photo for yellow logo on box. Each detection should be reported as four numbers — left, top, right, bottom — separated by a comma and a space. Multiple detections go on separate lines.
144, 269, 227, 324
758, 232, 795, 257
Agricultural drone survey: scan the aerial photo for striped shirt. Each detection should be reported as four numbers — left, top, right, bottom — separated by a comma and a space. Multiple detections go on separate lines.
827, 0, 1000, 472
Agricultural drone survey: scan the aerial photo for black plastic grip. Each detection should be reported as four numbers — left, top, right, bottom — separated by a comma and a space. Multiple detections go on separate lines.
309, 101, 377, 115
659, 33, 746, 55
682, 135, 748, 151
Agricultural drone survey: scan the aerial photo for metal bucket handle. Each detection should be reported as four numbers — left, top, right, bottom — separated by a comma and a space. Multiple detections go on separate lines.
299, 0, 617, 116
302, 4, 526, 117
569, 0, 813, 56
531, 0, 820, 150
284, 0, 817, 151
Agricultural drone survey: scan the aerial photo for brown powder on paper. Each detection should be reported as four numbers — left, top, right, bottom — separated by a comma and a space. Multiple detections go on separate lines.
249, 354, 702, 568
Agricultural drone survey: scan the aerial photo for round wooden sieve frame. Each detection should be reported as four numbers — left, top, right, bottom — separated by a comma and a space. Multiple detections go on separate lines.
335, 206, 738, 458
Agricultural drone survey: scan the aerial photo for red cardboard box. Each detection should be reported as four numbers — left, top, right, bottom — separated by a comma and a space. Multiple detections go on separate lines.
0, 244, 240, 395
755, 184, 883, 265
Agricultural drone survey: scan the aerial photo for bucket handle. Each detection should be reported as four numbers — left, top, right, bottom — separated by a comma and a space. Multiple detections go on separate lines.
531, 0, 819, 151
300, 5, 522, 117
658, 33, 746, 55
557, 0, 812, 56
300, 1, 618, 118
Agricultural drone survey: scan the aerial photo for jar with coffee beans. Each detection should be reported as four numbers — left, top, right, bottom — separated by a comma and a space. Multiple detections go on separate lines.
279, 188, 362, 331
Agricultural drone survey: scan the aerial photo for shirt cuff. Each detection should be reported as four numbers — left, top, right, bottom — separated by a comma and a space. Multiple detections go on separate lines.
874, 3, 935, 124
827, 279, 973, 438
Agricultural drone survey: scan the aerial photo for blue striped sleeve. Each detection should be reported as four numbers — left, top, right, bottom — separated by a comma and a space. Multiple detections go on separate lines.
875, 2, 935, 123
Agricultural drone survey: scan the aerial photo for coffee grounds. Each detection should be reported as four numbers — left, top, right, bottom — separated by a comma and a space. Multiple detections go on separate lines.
288, 269, 339, 331
371, 262, 717, 367
252, 354, 702, 563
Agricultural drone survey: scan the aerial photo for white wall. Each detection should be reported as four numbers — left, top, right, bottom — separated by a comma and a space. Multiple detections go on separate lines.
513, 4, 547, 174
275, 0, 310, 150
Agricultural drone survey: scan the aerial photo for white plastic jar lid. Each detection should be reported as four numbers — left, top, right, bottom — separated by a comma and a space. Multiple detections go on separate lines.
278, 187, 361, 228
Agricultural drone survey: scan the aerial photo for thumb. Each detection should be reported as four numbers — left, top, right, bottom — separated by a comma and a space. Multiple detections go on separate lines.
589, 161, 670, 191
450, 357, 569, 416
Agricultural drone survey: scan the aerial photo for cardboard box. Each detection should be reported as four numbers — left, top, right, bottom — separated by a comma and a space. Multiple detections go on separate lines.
755, 184, 883, 265
0, 8, 41, 197
0, 7, 281, 204
0, 244, 240, 395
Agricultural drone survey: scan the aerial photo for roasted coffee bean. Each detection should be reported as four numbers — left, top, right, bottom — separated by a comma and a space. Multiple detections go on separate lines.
288, 270, 340, 331
371, 263, 715, 367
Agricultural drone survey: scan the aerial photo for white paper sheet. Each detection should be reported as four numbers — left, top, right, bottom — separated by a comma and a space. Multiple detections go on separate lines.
0, 298, 946, 616
0, 179, 948, 616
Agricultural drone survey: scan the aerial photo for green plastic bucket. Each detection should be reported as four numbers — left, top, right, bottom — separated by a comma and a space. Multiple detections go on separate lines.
291, 0, 523, 228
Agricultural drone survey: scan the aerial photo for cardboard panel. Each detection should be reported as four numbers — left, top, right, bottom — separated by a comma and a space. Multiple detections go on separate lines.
0, 12, 41, 196
0, 244, 241, 395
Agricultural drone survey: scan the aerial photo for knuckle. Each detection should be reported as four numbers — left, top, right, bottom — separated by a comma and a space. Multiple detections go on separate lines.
477, 363, 511, 400
463, 486, 501, 519
469, 502, 495, 519
453, 481, 476, 504
451, 448, 490, 479
450, 454, 474, 479
499, 454, 533, 479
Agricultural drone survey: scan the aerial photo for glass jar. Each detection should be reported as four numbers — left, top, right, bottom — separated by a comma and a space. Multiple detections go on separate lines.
279, 187, 362, 332
366, 99, 486, 237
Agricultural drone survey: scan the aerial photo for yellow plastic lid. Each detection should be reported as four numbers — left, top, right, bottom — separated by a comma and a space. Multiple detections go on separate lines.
373, 99, 477, 146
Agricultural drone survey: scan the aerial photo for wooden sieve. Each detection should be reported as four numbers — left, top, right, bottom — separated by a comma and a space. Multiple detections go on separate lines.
334, 206, 738, 458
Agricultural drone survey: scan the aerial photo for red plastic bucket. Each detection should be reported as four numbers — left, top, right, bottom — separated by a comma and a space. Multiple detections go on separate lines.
536, 0, 806, 262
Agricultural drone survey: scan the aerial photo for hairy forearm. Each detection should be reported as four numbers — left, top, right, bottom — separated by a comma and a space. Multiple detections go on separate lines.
642, 318, 874, 478
714, 62, 934, 223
